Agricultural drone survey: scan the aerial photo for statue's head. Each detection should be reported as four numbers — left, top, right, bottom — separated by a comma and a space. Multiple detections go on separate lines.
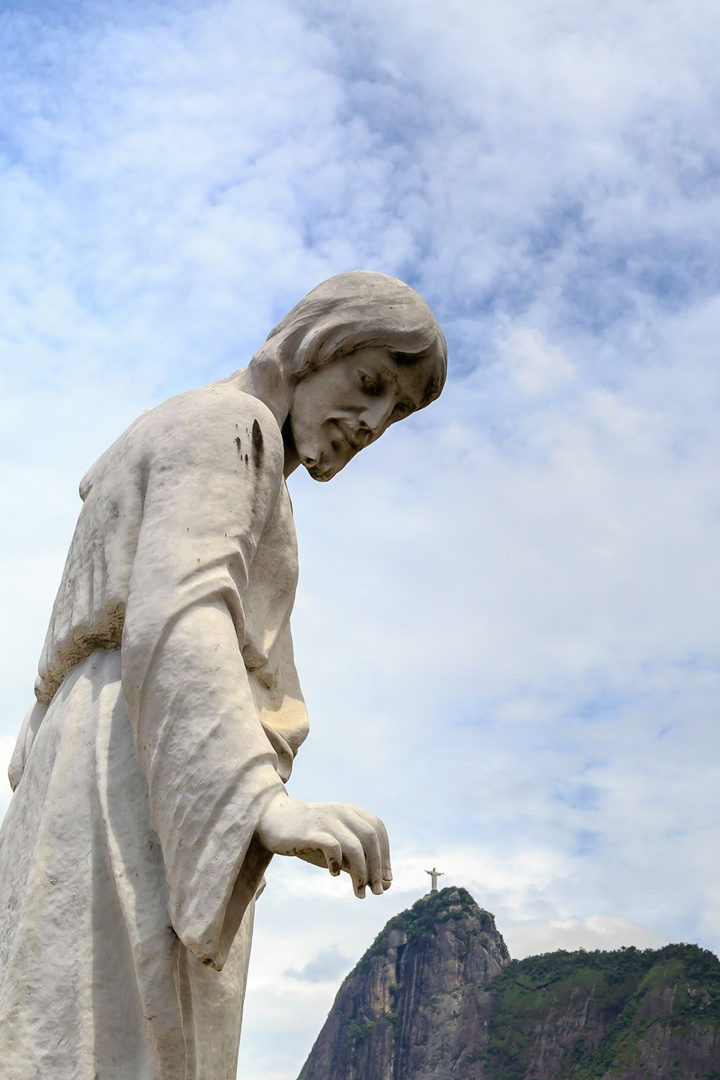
250, 271, 447, 481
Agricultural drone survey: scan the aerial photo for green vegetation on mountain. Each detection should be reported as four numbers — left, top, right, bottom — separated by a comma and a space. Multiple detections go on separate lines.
487, 943, 720, 1079
298, 888, 720, 1080
348, 886, 489, 980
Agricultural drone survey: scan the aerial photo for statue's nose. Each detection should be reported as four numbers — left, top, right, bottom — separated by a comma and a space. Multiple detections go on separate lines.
360, 396, 394, 435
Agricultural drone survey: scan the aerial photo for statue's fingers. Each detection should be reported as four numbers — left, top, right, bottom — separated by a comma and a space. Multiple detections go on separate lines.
311, 834, 343, 877
350, 807, 392, 888
376, 820, 392, 888
347, 812, 383, 896
335, 828, 368, 898
296, 849, 332, 870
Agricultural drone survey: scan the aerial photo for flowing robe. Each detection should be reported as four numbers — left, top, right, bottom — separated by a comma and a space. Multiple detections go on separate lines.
0, 379, 309, 1079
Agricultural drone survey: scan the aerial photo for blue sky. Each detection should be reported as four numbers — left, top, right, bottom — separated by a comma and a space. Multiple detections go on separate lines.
2, 1, 720, 1077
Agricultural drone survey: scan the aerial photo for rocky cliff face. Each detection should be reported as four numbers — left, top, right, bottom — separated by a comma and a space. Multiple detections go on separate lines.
297, 887, 510, 1080
297, 887, 720, 1080
487, 944, 720, 1079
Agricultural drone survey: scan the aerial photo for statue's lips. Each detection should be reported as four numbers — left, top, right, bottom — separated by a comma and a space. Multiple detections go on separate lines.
331, 418, 366, 451
302, 421, 368, 480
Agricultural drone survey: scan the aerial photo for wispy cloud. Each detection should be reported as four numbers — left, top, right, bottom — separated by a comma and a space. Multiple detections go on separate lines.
2, 1, 720, 1077
285, 945, 353, 984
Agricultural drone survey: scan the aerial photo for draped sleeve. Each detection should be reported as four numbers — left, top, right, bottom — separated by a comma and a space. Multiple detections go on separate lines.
27, 382, 301, 971
117, 386, 293, 969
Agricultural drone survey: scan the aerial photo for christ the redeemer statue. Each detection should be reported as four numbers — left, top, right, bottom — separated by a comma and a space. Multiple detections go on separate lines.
426, 867, 444, 892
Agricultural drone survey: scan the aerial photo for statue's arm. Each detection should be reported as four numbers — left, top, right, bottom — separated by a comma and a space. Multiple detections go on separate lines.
119, 388, 288, 968
120, 387, 390, 967
136, 596, 286, 967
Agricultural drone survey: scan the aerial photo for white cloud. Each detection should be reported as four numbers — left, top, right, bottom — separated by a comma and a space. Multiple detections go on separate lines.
497, 326, 576, 396
2, 1, 720, 1077
504, 915, 667, 957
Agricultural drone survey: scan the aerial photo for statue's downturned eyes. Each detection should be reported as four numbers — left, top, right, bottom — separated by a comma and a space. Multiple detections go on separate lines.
357, 367, 414, 423
359, 371, 382, 395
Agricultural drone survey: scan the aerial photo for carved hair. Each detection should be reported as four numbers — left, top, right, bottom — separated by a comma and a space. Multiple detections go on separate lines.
250, 271, 447, 409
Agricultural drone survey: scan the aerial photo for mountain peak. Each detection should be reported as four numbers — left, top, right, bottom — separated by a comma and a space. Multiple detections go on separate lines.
349, 885, 509, 978
297, 890, 720, 1079
298, 887, 510, 1080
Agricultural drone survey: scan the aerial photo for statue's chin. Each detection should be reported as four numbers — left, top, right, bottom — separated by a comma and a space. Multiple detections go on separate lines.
301, 432, 360, 480
306, 461, 336, 482
303, 447, 343, 482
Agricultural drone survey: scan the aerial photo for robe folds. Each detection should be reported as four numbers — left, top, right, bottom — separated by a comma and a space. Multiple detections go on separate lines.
0, 379, 310, 1079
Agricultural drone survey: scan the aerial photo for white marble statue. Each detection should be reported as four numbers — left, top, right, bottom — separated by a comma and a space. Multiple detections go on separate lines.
0, 271, 447, 1080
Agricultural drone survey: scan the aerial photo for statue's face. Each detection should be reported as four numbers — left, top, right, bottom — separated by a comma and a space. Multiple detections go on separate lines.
288, 346, 432, 481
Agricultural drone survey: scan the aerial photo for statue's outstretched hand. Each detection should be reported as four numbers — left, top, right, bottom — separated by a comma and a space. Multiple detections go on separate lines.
256, 793, 392, 898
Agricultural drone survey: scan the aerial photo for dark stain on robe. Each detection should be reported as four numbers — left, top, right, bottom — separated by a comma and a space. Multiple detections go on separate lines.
251, 420, 264, 469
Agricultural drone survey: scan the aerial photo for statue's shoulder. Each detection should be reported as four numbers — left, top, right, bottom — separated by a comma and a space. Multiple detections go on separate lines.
150, 382, 284, 467
143, 380, 279, 433
80, 382, 283, 500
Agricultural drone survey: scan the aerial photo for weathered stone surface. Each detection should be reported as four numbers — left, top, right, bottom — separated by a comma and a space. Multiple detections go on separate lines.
298, 888, 720, 1080
0, 271, 447, 1080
